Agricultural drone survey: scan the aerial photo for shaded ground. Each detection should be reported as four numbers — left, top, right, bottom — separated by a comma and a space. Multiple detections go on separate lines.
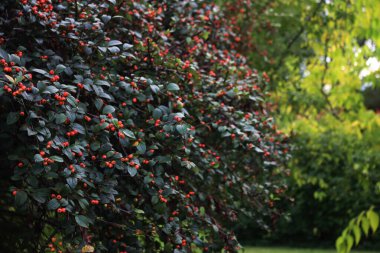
242, 247, 380, 253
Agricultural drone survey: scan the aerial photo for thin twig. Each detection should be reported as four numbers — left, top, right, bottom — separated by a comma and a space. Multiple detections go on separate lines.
74, 0, 79, 19
274, 1, 324, 71
320, 37, 341, 120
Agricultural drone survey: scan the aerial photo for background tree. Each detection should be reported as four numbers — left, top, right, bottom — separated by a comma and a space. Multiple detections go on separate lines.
222, 0, 380, 249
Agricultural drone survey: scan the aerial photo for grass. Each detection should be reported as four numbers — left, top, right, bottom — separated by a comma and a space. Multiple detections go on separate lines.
242, 247, 380, 253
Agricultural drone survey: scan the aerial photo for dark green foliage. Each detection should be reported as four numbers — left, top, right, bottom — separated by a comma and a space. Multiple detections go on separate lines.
0, 0, 288, 252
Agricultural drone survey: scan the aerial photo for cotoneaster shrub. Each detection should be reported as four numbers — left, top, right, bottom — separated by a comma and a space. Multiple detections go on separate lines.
0, 0, 289, 252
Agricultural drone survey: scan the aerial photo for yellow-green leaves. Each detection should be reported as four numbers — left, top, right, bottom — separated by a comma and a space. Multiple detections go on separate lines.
367, 209, 379, 233
336, 208, 380, 253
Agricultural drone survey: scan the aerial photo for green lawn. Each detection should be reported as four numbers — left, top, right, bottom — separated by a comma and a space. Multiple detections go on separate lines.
242, 247, 380, 253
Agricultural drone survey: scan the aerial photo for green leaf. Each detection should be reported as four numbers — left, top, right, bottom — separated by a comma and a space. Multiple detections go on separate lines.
98, 46, 107, 53
102, 105, 115, 114
144, 176, 152, 184
200, 206, 205, 216
123, 43, 133, 50
0, 47, 9, 61
101, 15, 111, 23
34, 154, 44, 162
31, 188, 49, 203
167, 83, 180, 91
176, 124, 187, 135
78, 198, 89, 210
121, 129, 135, 139
108, 40, 122, 46
67, 177, 77, 189
75, 215, 91, 228
151, 195, 159, 204
94, 98, 104, 110
72, 123, 85, 134
27, 128, 37, 136
15, 75, 24, 83
136, 142, 146, 154
128, 166, 137, 177
10, 54, 20, 65
135, 209, 144, 214
55, 64, 66, 74
108, 46, 120, 53
106, 150, 115, 158
32, 68, 48, 75
55, 113, 66, 124
336, 236, 345, 253
353, 225, 361, 245
44, 86, 59, 93
15, 191, 28, 207
47, 199, 60, 210
7, 112, 19, 125
91, 141, 101, 151
346, 235, 354, 252
361, 217, 370, 236
157, 155, 171, 164
153, 108, 162, 120
367, 210, 379, 233
95, 80, 110, 87
201, 31, 210, 40
150, 85, 159, 93
5, 74, 15, 83
50, 156, 64, 163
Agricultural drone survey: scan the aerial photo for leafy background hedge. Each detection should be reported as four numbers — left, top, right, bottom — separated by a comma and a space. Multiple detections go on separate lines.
223, 0, 380, 250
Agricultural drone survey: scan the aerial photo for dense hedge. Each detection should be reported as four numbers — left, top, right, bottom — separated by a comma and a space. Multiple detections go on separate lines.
0, 0, 289, 252
275, 129, 380, 244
